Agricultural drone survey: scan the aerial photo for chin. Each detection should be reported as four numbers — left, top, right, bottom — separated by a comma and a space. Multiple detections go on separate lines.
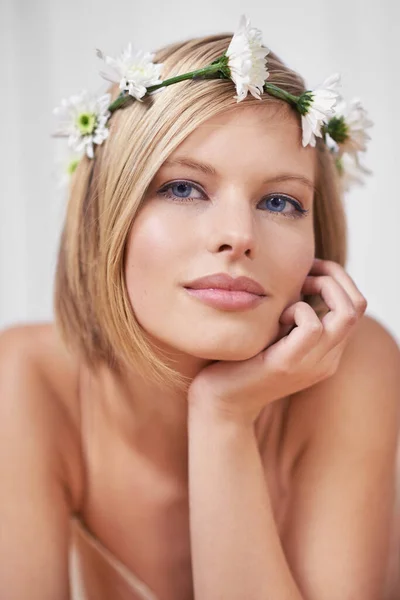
183, 339, 271, 362
140, 318, 282, 363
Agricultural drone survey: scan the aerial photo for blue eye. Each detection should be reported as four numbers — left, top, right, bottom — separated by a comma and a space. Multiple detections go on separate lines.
157, 181, 309, 219
260, 194, 308, 217
159, 181, 202, 200
174, 182, 197, 198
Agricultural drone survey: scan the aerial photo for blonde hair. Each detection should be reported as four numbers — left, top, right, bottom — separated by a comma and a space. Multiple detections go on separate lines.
54, 33, 347, 392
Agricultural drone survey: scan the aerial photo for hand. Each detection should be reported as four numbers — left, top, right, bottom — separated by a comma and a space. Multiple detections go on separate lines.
187, 259, 368, 426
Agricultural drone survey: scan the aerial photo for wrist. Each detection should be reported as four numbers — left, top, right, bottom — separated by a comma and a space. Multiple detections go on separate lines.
188, 394, 254, 431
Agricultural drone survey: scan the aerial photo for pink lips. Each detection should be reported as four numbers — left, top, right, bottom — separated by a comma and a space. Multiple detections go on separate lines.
183, 272, 267, 311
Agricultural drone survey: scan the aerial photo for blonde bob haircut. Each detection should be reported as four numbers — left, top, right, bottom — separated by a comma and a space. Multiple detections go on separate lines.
54, 32, 347, 392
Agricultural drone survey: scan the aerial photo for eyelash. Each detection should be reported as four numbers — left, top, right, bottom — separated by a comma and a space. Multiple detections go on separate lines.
157, 180, 310, 219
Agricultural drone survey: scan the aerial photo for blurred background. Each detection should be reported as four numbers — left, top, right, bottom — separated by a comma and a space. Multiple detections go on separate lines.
1, 0, 399, 342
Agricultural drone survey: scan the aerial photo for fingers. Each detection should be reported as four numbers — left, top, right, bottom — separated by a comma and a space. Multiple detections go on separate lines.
301, 259, 368, 351
309, 259, 368, 316
269, 259, 367, 369
271, 301, 323, 361
301, 275, 356, 348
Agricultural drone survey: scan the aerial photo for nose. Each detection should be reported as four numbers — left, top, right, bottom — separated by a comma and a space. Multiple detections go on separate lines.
207, 197, 256, 259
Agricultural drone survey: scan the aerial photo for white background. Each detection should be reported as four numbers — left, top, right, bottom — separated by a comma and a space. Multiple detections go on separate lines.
1, 0, 399, 344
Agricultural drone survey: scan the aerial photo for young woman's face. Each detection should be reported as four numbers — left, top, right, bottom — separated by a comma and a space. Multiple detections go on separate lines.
124, 104, 316, 362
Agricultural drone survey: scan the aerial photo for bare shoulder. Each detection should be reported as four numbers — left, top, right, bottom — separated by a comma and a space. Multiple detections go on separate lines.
0, 322, 81, 424
292, 313, 400, 450
0, 322, 83, 511
319, 312, 400, 400
278, 323, 400, 598
285, 314, 400, 455
343, 312, 400, 360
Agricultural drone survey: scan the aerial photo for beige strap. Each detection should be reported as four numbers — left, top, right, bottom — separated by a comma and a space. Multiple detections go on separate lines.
72, 517, 159, 600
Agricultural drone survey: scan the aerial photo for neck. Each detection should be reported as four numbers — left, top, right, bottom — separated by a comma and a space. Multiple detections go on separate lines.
94, 344, 213, 437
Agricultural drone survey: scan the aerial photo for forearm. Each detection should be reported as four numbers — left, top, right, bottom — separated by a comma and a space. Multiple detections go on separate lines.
187, 403, 303, 600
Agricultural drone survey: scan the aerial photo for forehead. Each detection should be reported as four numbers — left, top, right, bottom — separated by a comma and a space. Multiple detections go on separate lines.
167, 104, 316, 182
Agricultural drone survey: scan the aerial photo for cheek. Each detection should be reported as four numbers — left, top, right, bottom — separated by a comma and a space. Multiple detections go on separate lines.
265, 227, 315, 299
126, 218, 164, 281
123, 209, 184, 316
264, 233, 314, 343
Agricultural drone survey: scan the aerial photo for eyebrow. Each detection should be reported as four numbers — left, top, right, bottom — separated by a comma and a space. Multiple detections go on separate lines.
163, 157, 317, 193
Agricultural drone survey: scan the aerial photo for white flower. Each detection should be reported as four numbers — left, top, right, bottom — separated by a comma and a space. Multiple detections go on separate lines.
301, 73, 342, 147
334, 97, 373, 157
54, 152, 83, 188
53, 90, 111, 159
225, 14, 270, 102
96, 43, 164, 101
325, 131, 339, 153
336, 152, 372, 193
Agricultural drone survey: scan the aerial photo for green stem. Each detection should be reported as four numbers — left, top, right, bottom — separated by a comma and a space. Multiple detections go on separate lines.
264, 83, 299, 105
108, 60, 227, 113
148, 63, 225, 90
108, 94, 132, 113
107, 57, 302, 115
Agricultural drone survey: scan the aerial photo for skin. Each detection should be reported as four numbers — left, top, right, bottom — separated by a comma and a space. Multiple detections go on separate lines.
188, 256, 367, 426
121, 103, 317, 432
0, 102, 399, 599
120, 104, 377, 599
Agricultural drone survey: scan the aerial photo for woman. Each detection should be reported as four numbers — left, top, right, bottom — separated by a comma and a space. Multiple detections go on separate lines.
1, 19, 399, 600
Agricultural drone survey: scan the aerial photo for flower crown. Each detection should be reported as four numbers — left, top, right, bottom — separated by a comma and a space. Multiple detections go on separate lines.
53, 14, 373, 193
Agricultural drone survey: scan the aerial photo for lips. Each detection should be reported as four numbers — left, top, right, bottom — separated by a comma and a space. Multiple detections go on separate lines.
183, 272, 267, 296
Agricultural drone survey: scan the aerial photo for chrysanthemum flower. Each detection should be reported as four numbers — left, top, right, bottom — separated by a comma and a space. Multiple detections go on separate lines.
225, 14, 270, 102
52, 151, 82, 188
335, 152, 372, 193
298, 73, 341, 147
96, 43, 164, 101
327, 97, 373, 157
53, 90, 111, 158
